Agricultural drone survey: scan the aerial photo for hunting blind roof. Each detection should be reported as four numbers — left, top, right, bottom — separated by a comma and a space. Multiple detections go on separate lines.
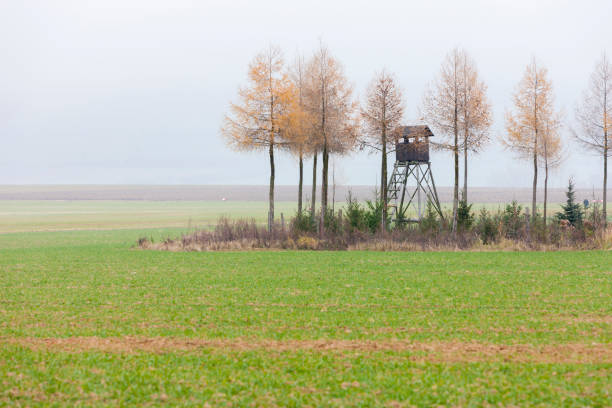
399, 125, 434, 140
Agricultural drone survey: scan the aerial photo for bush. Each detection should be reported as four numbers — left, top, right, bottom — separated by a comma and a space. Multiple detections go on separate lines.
364, 198, 390, 233
502, 201, 525, 239
476, 208, 498, 245
292, 210, 317, 234
419, 200, 440, 235
586, 201, 605, 230
556, 179, 584, 227
323, 208, 343, 235
457, 199, 474, 231
139, 187, 609, 252
344, 192, 367, 232
296, 236, 319, 250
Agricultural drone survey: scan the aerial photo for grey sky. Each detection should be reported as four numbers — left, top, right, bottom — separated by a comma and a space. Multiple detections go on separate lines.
1, 0, 611, 190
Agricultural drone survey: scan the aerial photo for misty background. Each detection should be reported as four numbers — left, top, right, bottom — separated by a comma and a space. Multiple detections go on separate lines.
1, 0, 610, 193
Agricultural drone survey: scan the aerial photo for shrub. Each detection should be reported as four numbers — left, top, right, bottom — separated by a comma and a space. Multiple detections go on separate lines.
586, 201, 605, 230
456, 199, 474, 231
419, 200, 440, 234
502, 201, 525, 239
323, 208, 343, 235
476, 208, 498, 244
296, 236, 319, 250
344, 192, 367, 232
292, 210, 317, 234
364, 198, 390, 233
556, 179, 583, 227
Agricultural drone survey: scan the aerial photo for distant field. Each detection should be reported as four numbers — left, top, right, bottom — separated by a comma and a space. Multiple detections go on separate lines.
0, 199, 576, 234
0, 200, 305, 234
1, 184, 609, 203
1, 228, 611, 406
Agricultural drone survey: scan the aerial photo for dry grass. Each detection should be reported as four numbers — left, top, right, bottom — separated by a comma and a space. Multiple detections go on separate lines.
141, 229, 612, 252
8, 337, 612, 363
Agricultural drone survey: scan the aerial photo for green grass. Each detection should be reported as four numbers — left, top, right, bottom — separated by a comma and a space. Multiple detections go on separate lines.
0, 200, 300, 233
3, 346, 610, 406
1, 227, 612, 405
1, 200, 611, 406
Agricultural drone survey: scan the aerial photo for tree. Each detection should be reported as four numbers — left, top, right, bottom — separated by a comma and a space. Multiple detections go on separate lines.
361, 70, 405, 230
574, 52, 612, 227
540, 114, 564, 225
422, 48, 465, 232
221, 45, 295, 231
459, 54, 492, 202
556, 178, 583, 227
305, 44, 358, 229
287, 54, 315, 214
503, 59, 556, 223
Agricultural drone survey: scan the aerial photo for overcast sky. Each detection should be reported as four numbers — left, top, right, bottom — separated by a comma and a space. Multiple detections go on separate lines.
1, 0, 611, 190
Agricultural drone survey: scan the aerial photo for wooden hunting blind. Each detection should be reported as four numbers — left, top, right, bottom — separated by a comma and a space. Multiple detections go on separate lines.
395, 125, 433, 163
387, 125, 443, 223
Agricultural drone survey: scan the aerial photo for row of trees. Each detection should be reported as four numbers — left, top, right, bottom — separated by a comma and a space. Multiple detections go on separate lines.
221, 44, 611, 232
221, 44, 358, 231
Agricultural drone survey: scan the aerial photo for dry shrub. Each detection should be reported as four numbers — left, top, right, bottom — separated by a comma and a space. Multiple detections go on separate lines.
138, 214, 611, 253
296, 236, 319, 250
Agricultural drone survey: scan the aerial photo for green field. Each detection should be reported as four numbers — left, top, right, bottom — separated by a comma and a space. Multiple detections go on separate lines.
1, 201, 611, 406
0, 200, 574, 234
0, 200, 300, 233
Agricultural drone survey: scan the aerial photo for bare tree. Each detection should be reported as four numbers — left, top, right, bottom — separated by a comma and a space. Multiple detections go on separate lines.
574, 52, 612, 226
459, 54, 492, 202
504, 58, 556, 222
221, 45, 295, 231
361, 69, 405, 230
422, 48, 465, 232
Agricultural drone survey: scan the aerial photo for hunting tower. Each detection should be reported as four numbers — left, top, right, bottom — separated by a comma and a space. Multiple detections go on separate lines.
387, 125, 443, 223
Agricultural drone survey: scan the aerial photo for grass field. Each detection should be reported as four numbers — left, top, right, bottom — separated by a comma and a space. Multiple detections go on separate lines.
1, 200, 611, 406
0, 199, 577, 234
0, 201, 301, 233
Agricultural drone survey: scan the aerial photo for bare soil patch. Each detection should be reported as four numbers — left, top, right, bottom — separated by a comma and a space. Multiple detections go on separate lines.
6, 337, 612, 363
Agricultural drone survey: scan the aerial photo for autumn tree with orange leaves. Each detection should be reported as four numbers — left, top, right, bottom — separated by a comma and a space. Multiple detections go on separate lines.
287, 55, 316, 214
540, 114, 564, 225
361, 70, 405, 230
504, 59, 558, 222
305, 44, 358, 228
221, 46, 297, 231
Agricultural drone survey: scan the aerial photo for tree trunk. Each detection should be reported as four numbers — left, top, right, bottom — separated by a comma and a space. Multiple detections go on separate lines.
452, 108, 459, 233
532, 73, 539, 224
532, 140, 538, 223
332, 163, 336, 212
453, 144, 459, 233
321, 144, 329, 233
311, 152, 317, 217
381, 136, 388, 231
268, 143, 275, 232
544, 161, 548, 227
297, 153, 303, 214
604, 143, 608, 228
603, 89, 608, 228
463, 143, 468, 202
